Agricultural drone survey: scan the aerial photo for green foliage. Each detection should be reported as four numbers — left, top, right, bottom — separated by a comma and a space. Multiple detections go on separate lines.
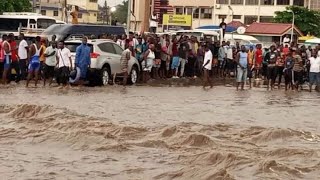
274, 6, 320, 36
0, 0, 32, 14
111, 0, 128, 24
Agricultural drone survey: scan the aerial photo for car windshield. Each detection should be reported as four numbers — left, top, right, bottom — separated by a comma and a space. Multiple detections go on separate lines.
250, 40, 260, 44
64, 43, 93, 53
37, 19, 56, 29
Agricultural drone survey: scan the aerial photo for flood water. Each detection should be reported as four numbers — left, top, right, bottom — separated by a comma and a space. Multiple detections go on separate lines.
0, 84, 320, 179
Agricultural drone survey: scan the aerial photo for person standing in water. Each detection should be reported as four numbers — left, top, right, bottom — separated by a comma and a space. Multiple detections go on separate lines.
202, 44, 213, 89
56, 40, 72, 88
18, 33, 29, 80
308, 50, 320, 92
247, 46, 255, 89
120, 40, 132, 86
2, 34, 11, 85
43, 41, 57, 86
26, 36, 42, 87
236, 45, 249, 91
75, 36, 91, 85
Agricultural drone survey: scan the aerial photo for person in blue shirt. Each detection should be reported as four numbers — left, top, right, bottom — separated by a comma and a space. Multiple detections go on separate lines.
135, 37, 143, 62
75, 36, 91, 85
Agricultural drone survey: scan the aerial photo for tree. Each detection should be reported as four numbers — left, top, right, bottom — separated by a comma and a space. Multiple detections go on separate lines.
0, 0, 32, 14
111, 0, 128, 24
274, 6, 320, 36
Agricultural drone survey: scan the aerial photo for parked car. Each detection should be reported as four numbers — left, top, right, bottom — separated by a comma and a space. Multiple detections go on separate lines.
64, 39, 140, 85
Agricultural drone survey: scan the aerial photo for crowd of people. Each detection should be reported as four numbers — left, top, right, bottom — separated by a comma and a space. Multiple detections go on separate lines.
118, 33, 319, 92
1, 32, 320, 92
0, 33, 81, 88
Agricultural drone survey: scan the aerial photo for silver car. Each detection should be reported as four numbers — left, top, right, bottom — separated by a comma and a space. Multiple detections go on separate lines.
65, 39, 140, 85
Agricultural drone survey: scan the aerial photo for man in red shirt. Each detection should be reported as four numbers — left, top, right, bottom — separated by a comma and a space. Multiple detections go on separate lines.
255, 44, 263, 79
9, 33, 20, 83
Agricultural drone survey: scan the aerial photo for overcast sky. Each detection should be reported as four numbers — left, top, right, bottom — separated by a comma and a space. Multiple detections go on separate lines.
98, 0, 123, 7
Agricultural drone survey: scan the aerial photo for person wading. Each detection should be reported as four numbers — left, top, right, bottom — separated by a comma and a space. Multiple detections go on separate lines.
26, 36, 42, 87
236, 45, 249, 91
119, 40, 132, 86
202, 44, 213, 89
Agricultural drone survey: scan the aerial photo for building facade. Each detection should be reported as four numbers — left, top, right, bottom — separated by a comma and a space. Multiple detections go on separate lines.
30, 0, 98, 23
130, 0, 314, 32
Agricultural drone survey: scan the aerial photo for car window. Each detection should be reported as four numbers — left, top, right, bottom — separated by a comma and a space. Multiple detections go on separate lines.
113, 44, 123, 55
98, 43, 116, 54
65, 43, 93, 53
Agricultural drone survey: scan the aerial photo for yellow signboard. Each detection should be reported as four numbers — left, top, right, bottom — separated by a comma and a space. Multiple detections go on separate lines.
162, 14, 192, 27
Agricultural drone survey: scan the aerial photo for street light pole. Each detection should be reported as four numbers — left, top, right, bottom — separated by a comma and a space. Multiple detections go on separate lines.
228, 5, 234, 40
291, 12, 294, 43
287, 10, 294, 43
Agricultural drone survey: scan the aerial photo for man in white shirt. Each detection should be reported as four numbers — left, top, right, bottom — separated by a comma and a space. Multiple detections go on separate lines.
225, 41, 234, 78
18, 33, 29, 80
149, 12, 158, 33
308, 50, 320, 92
43, 41, 57, 86
56, 40, 72, 88
283, 35, 290, 47
202, 44, 213, 89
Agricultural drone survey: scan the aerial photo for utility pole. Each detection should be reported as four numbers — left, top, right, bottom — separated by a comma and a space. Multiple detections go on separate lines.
127, 0, 131, 33
64, 0, 68, 23
32, 0, 36, 12
103, 0, 107, 24
144, 0, 151, 32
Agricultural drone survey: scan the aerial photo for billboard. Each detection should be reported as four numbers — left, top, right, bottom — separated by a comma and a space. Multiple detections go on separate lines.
162, 14, 192, 30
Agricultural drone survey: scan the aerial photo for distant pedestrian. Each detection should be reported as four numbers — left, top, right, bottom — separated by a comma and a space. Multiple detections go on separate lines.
267, 45, 277, 90
292, 48, 303, 91
142, 44, 155, 83
284, 49, 295, 91
178, 36, 189, 78
171, 38, 180, 78
218, 41, 226, 78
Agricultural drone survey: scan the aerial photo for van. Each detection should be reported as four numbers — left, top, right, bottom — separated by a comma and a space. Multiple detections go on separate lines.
170, 30, 220, 42
42, 24, 126, 41
223, 33, 262, 48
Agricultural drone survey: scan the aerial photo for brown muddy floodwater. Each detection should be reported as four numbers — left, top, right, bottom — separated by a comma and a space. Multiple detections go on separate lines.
0, 84, 320, 180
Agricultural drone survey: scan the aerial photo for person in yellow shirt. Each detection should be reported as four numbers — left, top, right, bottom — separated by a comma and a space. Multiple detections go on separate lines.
39, 39, 47, 79
70, 6, 79, 24
247, 46, 255, 88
